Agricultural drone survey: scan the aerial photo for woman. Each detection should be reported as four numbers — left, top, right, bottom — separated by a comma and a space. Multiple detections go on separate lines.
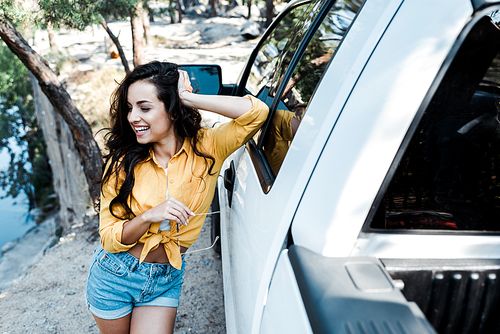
85, 61, 268, 333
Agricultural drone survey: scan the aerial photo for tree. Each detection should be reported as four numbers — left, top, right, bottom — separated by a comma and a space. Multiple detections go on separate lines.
210, 0, 218, 18
142, 4, 153, 46
38, 0, 133, 73
0, 16, 103, 204
166, 0, 184, 23
101, 18, 130, 73
265, 0, 274, 27
130, 0, 146, 67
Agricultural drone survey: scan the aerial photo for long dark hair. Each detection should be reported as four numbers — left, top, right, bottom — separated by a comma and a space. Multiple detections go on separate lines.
102, 61, 215, 219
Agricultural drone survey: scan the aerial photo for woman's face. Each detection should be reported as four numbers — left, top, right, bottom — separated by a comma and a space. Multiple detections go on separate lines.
127, 81, 175, 145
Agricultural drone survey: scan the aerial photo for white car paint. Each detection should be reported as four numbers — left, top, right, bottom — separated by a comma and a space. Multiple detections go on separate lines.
216, 0, 500, 332
292, 0, 474, 257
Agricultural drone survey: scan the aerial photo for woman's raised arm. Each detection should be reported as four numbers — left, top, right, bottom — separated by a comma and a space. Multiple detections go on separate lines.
178, 70, 253, 119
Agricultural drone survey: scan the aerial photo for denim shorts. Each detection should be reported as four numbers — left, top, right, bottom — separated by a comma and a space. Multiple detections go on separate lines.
85, 247, 186, 320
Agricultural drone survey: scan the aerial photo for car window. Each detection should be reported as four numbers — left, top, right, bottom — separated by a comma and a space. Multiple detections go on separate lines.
245, 1, 313, 98
260, 0, 365, 177
369, 12, 500, 232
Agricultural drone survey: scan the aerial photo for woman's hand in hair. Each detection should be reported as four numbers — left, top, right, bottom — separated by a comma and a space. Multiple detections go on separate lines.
178, 70, 194, 107
177, 69, 253, 119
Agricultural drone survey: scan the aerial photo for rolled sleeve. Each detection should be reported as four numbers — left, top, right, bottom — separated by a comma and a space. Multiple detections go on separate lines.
234, 95, 269, 126
210, 95, 269, 160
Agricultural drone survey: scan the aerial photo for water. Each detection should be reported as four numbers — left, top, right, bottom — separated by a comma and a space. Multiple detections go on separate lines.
0, 146, 36, 253
0, 193, 35, 251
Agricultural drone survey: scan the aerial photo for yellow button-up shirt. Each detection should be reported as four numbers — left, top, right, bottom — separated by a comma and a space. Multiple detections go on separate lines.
99, 95, 269, 269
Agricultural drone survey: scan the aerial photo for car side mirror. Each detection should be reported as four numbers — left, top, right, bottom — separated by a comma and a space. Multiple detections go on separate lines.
179, 64, 222, 95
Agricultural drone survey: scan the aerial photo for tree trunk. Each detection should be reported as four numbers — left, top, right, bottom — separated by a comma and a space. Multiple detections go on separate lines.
169, 0, 176, 23
101, 19, 130, 73
176, 0, 184, 23
247, 0, 252, 19
130, 3, 145, 67
0, 18, 103, 205
142, 9, 153, 46
46, 22, 57, 51
210, 0, 218, 17
30, 73, 91, 232
265, 0, 274, 28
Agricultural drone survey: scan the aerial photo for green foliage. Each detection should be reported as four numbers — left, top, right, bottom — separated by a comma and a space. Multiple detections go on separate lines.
38, 0, 101, 30
0, 41, 53, 210
38, 0, 143, 30
0, 43, 33, 149
0, 0, 32, 23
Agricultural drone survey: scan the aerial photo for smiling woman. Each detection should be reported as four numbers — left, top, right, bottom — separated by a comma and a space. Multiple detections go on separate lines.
85, 61, 269, 334
127, 81, 178, 150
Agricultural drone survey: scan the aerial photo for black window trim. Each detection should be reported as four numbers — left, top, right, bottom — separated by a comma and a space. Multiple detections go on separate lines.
247, 139, 274, 193
362, 4, 500, 236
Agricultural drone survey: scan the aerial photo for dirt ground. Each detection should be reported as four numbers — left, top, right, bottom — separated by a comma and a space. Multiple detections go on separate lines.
0, 213, 225, 334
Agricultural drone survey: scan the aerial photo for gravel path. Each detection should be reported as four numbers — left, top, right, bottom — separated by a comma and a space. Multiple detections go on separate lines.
0, 213, 225, 334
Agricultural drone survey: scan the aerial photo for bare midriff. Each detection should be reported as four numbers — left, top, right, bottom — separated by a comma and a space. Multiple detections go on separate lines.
127, 243, 188, 263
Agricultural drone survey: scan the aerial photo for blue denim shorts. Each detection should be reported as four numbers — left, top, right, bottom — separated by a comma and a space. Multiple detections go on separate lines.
85, 247, 186, 320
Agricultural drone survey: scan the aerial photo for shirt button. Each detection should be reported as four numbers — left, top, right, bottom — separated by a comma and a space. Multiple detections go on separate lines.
170, 160, 175, 164
169, 180, 174, 184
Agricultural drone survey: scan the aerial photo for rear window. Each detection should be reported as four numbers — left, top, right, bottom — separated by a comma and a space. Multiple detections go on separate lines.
369, 13, 500, 232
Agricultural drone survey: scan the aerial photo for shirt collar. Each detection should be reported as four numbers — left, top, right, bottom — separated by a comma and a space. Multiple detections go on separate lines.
143, 137, 192, 166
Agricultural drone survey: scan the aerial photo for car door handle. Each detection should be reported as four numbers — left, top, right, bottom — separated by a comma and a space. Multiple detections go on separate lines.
224, 160, 235, 207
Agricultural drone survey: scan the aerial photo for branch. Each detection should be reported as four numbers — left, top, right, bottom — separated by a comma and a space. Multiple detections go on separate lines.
101, 18, 130, 74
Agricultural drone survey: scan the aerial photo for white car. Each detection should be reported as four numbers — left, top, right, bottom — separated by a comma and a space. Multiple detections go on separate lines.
188, 0, 500, 332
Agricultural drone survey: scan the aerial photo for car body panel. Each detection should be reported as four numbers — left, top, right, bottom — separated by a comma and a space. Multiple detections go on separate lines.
259, 250, 313, 334
214, 0, 500, 332
292, 0, 474, 257
219, 0, 405, 332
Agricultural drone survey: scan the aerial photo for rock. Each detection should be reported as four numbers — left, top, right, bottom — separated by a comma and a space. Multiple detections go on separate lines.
168, 30, 202, 47
185, 4, 208, 16
201, 25, 229, 43
241, 20, 261, 40
224, 4, 263, 19
1, 241, 16, 255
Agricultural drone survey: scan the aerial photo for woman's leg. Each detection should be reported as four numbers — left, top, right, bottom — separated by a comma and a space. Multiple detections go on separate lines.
92, 313, 132, 334
130, 306, 178, 334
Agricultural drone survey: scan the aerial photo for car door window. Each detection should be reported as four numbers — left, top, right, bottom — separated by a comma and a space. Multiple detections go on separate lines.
369, 12, 500, 232
245, 0, 316, 100
260, 0, 365, 177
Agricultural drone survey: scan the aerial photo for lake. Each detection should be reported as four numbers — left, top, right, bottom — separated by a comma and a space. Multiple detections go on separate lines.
0, 146, 36, 254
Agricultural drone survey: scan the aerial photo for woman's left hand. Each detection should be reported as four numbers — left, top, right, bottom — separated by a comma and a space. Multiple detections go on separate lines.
178, 70, 193, 105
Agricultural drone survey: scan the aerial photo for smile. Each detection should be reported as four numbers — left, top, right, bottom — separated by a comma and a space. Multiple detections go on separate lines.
134, 126, 150, 134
